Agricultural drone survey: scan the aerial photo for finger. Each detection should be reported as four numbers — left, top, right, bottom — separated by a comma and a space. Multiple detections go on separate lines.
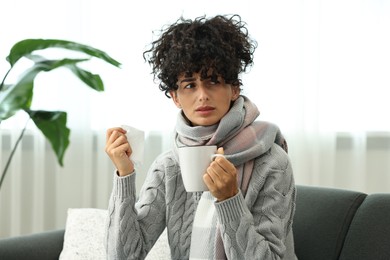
105, 131, 130, 157
106, 127, 127, 142
112, 142, 132, 158
111, 133, 127, 146
213, 155, 236, 175
214, 147, 234, 173
208, 163, 237, 194
114, 137, 132, 156
206, 165, 235, 194
203, 172, 215, 186
108, 131, 127, 148
204, 168, 233, 196
207, 161, 225, 179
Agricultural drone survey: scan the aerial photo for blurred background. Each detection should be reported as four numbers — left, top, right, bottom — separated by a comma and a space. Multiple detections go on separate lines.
1, 0, 389, 238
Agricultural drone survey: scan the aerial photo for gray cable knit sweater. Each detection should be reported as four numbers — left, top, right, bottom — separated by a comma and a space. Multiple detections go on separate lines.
105, 142, 297, 260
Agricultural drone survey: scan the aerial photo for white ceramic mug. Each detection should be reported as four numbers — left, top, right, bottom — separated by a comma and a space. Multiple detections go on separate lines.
178, 145, 223, 192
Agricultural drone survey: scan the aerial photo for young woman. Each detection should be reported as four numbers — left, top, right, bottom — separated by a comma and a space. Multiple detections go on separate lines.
105, 14, 297, 260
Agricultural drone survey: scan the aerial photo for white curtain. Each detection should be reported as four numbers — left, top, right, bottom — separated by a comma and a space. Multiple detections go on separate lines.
1, 0, 389, 238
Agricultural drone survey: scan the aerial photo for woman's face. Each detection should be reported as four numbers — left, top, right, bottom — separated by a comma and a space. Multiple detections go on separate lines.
170, 72, 240, 126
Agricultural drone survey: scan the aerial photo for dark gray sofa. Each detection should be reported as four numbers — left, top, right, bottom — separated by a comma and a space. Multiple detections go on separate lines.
293, 185, 390, 260
1, 185, 390, 260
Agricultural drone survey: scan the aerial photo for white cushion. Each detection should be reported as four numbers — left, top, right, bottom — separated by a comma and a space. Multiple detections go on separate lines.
59, 208, 107, 260
59, 208, 170, 259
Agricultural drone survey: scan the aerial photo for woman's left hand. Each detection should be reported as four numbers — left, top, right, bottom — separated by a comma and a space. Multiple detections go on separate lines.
203, 147, 239, 201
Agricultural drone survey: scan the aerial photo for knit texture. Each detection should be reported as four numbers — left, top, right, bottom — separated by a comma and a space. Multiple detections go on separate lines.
105, 96, 297, 260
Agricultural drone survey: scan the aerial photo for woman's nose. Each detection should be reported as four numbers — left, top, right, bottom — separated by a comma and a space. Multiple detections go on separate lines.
197, 83, 210, 101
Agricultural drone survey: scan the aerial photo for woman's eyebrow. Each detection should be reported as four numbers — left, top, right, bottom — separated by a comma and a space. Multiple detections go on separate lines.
178, 77, 195, 84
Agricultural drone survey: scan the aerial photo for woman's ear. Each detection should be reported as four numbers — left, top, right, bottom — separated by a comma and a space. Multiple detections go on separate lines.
170, 91, 182, 108
231, 86, 241, 101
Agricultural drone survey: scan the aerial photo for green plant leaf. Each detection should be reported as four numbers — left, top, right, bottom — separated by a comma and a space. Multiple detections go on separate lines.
0, 60, 70, 120
0, 58, 106, 120
28, 58, 105, 91
66, 64, 104, 91
1, 38, 121, 174
27, 110, 70, 166
29, 56, 90, 69
30, 58, 105, 91
6, 39, 121, 68
0, 67, 38, 120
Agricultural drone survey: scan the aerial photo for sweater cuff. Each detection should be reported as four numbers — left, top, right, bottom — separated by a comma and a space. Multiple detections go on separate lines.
113, 170, 136, 199
215, 190, 249, 223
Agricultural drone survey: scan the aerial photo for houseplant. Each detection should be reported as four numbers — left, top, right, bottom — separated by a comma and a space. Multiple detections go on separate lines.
0, 39, 121, 190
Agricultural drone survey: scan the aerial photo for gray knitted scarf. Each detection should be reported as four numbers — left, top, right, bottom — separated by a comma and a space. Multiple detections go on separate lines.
172, 95, 288, 259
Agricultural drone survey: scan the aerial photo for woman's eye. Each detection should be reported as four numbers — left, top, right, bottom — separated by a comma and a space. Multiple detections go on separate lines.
208, 79, 220, 86
209, 74, 221, 85
183, 83, 195, 89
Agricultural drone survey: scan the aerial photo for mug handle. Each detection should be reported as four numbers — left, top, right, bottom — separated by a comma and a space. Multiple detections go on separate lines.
211, 154, 225, 161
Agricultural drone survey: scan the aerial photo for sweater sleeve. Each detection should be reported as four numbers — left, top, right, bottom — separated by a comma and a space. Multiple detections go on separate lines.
214, 144, 297, 260
105, 164, 167, 260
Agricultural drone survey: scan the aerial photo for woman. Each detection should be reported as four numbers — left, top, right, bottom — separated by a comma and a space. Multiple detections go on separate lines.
105, 14, 297, 260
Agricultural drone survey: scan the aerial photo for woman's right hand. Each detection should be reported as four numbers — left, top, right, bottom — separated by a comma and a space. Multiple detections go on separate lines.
105, 127, 134, 176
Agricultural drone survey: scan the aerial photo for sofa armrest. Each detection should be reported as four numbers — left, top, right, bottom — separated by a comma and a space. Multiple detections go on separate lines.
339, 193, 390, 260
293, 185, 367, 260
0, 229, 64, 260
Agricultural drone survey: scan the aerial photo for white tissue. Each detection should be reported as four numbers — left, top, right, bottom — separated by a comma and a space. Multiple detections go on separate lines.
121, 125, 145, 170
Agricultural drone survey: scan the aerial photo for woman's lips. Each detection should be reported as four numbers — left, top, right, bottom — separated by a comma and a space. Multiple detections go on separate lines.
195, 106, 215, 115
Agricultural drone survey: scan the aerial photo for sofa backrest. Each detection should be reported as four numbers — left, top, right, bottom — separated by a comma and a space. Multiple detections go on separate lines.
293, 185, 367, 260
339, 193, 390, 260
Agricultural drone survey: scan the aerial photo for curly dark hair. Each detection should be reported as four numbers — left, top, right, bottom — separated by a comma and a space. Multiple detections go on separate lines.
143, 14, 258, 98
